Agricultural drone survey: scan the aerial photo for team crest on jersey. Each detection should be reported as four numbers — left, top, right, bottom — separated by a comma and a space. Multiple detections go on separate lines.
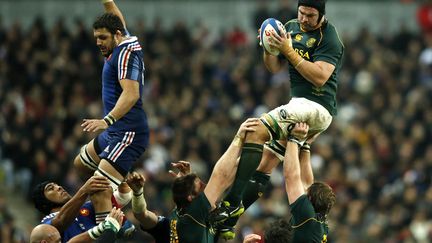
294, 34, 303, 42
306, 38, 316, 47
80, 209, 90, 217
103, 146, 110, 153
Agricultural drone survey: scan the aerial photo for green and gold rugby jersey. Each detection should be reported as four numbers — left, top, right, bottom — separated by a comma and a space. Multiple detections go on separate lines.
169, 193, 215, 243
284, 19, 344, 115
290, 195, 329, 243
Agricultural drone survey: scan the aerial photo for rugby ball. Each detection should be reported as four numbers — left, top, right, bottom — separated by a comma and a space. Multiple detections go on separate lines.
260, 18, 286, 56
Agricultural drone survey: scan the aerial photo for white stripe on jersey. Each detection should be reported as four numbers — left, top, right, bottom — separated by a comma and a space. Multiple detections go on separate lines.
41, 212, 59, 222
107, 132, 135, 162
117, 40, 143, 81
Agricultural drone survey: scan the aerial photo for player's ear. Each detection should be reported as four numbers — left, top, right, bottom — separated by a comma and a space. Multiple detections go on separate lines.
114, 30, 122, 44
187, 195, 193, 202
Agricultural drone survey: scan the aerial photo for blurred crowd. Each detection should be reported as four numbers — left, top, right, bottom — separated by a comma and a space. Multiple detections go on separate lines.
1, 2, 432, 243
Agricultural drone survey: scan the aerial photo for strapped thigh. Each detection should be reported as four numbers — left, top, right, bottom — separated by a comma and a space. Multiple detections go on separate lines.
95, 167, 122, 192
264, 140, 286, 161
79, 144, 98, 171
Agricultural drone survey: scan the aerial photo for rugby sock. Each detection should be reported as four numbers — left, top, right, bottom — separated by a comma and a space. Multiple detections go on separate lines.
95, 211, 110, 224
225, 143, 263, 206
224, 171, 270, 226
243, 171, 270, 209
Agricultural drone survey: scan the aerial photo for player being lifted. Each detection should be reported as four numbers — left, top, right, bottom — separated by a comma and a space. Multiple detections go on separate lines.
213, 0, 344, 233
73, 0, 149, 224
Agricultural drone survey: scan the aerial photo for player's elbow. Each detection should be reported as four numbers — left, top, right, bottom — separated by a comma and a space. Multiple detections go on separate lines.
312, 77, 327, 88
126, 91, 140, 103
283, 170, 301, 183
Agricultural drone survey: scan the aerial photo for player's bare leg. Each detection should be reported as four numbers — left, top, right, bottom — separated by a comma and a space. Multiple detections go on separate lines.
74, 139, 100, 180
91, 160, 124, 224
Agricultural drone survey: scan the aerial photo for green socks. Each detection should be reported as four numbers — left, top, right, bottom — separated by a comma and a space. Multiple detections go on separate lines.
225, 143, 264, 206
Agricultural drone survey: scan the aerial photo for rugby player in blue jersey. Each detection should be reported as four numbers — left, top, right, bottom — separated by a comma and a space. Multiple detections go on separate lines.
32, 176, 110, 242
32, 176, 134, 243
73, 0, 149, 224
30, 207, 124, 243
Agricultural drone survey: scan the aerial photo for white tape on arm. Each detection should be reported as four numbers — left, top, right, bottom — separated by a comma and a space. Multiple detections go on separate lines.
132, 188, 147, 214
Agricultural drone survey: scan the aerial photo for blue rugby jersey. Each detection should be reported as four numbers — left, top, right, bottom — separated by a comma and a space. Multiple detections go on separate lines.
101, 35, 148, 133
41, 201, 96, 243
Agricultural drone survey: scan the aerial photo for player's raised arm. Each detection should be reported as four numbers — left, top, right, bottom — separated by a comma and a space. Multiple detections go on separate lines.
204, 118, 260, 208
51, 176, 110, 232
283, 123, 309, 204
125, 172, 159, 229
299, 133, 320, 189
101, 0, 127, 28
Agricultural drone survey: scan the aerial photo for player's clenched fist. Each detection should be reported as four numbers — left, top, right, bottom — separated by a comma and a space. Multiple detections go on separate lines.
125, 172, 146, 194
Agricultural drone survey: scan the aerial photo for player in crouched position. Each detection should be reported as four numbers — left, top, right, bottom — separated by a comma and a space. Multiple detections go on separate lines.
31, 176, 130, 242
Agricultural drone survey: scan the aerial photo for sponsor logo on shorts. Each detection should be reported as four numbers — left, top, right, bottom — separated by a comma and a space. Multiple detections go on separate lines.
279, 109, 287, 119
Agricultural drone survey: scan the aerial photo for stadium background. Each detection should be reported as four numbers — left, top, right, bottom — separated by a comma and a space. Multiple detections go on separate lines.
0, 0, 431, 242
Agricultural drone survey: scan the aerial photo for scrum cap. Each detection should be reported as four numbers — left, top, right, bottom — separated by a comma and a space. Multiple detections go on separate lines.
298, 0, 326, 15
32, 181, 64, 215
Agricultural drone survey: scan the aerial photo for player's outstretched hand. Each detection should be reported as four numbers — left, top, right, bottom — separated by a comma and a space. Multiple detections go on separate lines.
243, 234, 261, 243
125, 172, 145, 194
169, 161, 191, 178
81, 119, 109, 133
82, 175, 111, 194
291, 122, 309, 140
236, 118, 260, 140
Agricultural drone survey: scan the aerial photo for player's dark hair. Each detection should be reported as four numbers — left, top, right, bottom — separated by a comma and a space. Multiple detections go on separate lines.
264, 218, 294, 243
298, 0, 326, 22
172, 173, 199, 209
93, 13, 126, 36
307, 181, 336, 218
32, 181, 65, 215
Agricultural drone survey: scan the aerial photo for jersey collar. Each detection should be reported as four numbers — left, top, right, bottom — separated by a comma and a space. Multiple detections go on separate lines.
119, 36, 138, 46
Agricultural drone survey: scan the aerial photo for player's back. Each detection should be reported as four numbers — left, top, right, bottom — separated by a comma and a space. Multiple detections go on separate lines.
101, 36, 148, 133
291, 195, 329, 243
41, 202, 96, 243
171, 193, 216, 243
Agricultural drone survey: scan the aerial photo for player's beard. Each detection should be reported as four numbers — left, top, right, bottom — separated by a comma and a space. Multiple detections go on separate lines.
301, 22, 319, 31
101, 37, 116, 57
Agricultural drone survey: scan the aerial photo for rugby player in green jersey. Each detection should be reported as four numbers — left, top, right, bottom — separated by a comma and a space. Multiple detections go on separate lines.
243, 123, 335, 243
284, 123, 335, 242
214, 0, 343, 236
126, 118, 266, 243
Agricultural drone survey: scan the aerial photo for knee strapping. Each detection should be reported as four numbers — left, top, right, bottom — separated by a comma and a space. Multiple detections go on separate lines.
80, 145, 98, 171
95, 168, 122, 192
264, 140, 286, 161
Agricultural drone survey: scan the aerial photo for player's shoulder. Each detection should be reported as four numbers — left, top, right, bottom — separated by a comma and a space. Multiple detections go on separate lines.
321, 20, 344, 47
284, 19, 299, 29
119, 36, 142, 52
322, 20, 339, 34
